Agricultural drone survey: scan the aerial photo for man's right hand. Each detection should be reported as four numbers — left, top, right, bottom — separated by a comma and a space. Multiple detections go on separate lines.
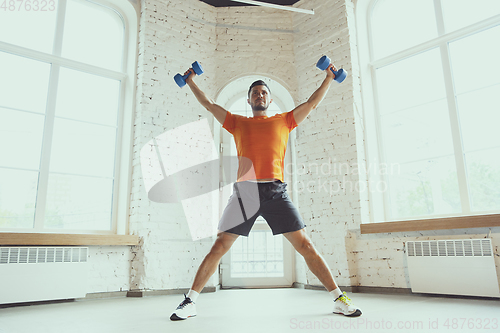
184, 68, 196, 85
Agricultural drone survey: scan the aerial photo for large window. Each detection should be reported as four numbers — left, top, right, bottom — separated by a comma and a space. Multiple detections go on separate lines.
362, 0, 500, 221
0, 0, 135, 233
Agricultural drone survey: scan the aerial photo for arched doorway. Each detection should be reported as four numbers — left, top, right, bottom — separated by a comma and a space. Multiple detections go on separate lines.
216, 76, 298, 288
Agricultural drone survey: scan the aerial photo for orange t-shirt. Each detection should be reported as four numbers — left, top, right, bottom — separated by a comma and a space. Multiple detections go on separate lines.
223, 111, 298, 182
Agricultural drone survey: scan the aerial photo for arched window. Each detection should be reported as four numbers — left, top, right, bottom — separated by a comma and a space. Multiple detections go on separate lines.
216, 75, 297, 182
216, 76, 297, 287
0, 0, 137, 233
228, 95, 282, 118
358, 0, 500, 221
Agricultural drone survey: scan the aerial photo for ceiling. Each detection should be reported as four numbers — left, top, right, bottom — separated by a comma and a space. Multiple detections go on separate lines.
199, 0, 301, 8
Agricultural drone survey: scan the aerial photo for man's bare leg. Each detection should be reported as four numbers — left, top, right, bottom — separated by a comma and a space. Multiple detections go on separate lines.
191, 231, 240, 293
283, 228, 337, 291
283, 228, 362, 317
171, 231, 240, 320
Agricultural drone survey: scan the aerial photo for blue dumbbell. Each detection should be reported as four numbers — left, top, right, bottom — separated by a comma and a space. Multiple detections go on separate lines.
174, 61, 204, 88
316, 55, 347, 83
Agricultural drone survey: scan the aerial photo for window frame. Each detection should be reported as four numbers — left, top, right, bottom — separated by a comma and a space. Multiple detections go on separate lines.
356, 0, 500, 230
0, 0, 138, 236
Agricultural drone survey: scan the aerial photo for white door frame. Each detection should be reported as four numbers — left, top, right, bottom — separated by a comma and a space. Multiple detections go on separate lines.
219, 125, 296, 288
220, 221, 295, 288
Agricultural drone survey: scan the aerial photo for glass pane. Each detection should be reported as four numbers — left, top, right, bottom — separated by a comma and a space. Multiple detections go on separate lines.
50, 118, 117, 178
455, 85, 500, 153
231, 230, 284, 278
228, 96, 281, 117
371, 0, 438, 59
0, 168, 38, 229
229, 97, 250, 115
0, 52, 51, 113
62, 0, 124, 71
55, 68, 120, 126
380, 99, 454, 164
267, 99, 281, 114
45, 174, 113, 230
465, 148, 500, 212
442, 0, 500, 33
449, 26, 500, 95
0, 108, 45, 170
388, 156, 461, 219
377, 48, 446, 115
0, 3, 57, 54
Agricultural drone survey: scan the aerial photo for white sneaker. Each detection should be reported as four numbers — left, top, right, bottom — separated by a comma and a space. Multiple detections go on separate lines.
170, 295, 197, 320
333, 293, 362, 317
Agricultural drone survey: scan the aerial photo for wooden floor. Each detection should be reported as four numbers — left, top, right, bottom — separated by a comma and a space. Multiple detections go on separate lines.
1, 288, 499, 333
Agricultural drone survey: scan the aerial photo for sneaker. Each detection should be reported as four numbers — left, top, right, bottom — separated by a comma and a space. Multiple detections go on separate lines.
170, 294, 197, 321
333, 293, 362, 317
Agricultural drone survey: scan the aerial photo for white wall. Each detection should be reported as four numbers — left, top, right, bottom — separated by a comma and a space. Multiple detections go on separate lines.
127, 0, 219, 291
290, 0, 363, 288
215, 6, 298, 99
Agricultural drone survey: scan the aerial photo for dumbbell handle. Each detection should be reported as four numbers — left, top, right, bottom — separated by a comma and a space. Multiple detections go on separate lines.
174, 61, 204, 88
329, 67, 342, 77
316, 55, 347, 83
178, 72, 193, 82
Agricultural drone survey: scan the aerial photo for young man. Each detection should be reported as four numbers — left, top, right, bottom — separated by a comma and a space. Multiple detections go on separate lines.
170, 63, 362, 320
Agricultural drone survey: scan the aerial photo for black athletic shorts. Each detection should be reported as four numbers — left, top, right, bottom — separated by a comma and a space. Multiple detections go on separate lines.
218, 180, 306, 237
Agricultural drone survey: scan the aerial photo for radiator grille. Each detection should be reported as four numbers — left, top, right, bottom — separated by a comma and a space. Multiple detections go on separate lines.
407, 239, 492, 257
0, 247, 88, 264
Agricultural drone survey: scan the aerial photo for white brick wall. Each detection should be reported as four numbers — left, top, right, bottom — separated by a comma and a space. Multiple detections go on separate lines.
88, 246, 130, 293
127, 0, 219, 292
215, 7, 298, 97
125, 0, 302, 293
291, 0, 360, 288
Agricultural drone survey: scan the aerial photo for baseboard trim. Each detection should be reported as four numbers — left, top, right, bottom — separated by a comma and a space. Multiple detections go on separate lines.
292, 284, 499, 300
124, 286, 218, 298
0, 299, 75, 309
293, 283, 412, 295
343, 286, 412, 294
0, 287, 219, 307
85, 291, 128, 299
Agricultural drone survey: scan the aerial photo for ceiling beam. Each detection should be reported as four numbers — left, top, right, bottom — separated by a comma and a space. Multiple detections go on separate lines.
229, 0, 314, 14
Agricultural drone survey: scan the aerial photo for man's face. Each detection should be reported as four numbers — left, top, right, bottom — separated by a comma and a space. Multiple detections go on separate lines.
248, 85, 272, 111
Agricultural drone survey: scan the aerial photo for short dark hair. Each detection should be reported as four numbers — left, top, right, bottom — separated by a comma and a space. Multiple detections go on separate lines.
248, 80, 271, 97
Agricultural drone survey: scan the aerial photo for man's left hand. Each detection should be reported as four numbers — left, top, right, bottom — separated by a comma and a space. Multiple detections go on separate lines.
326, 63, 337, 80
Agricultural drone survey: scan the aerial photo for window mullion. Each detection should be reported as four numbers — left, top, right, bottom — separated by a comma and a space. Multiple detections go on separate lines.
115, 75, 133, 234
368, 0, 394, 220
436, 0, 471, 214
52, 0, 67, 57
33, 0, 67, 231
366, 0, 390, 221
371, 13, 500, 69
370, 65, 392, 221
34, 64, 61, 231
433, 0, 445, 36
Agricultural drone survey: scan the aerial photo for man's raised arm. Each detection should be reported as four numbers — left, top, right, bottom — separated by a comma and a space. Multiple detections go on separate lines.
292, 63, 336, 125
184, 68, 228, 125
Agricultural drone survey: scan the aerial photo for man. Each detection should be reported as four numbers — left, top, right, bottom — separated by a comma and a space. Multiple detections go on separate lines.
170, 63, 362, 320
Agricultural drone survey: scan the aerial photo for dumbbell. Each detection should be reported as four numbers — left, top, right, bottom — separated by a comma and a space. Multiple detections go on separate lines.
174, 61, 204, 88
316, 55, 347, 83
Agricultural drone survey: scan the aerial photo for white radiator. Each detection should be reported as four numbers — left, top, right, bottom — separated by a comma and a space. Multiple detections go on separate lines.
406, 239, 500, 297
0, 247, 89, 304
